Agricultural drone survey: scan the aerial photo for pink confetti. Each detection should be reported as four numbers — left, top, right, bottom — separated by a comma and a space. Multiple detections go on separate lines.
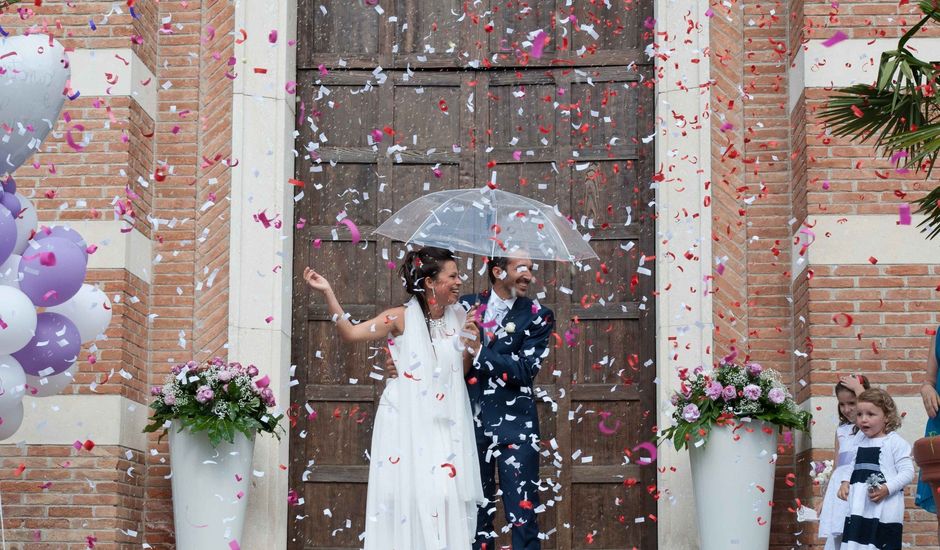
338, 218, 361, 244
530, 30, 548, 59
229, 541, 241, 550
39, 252, 56, 266
268, 30, 278, 44
633, 441, 658, 464
899, 203, 912, 225
597, 411, 621, 435
822, 31, 848, 47
65, 123, 86, 151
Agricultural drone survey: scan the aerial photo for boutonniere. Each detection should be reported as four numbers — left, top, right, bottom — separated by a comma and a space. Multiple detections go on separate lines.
504, 322, 516, 334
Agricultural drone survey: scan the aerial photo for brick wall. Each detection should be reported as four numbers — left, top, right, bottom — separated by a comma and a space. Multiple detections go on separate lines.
800, 1, 939, 549
0, 0, 235, 547
143, 0, 235, 547
710, 0, 750, 355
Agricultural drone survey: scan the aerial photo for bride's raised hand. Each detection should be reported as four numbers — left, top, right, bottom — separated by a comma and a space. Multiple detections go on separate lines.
303, 267, 333, 294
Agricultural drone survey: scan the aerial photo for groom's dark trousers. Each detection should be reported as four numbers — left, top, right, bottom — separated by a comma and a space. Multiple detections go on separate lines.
474, 439, 542, 550
460, 292, 554, 550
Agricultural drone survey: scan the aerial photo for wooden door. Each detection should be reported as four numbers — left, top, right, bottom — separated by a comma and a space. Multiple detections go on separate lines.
290, 2, 656, 549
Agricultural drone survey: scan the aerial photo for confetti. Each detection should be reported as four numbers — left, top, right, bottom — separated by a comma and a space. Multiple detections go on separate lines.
822, 31, 848, 47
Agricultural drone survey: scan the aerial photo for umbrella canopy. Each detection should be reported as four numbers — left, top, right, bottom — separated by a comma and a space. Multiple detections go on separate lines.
374, 187, 599, 261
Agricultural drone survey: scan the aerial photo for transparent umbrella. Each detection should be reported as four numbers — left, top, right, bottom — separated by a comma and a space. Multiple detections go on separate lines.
374, 187, 598, 261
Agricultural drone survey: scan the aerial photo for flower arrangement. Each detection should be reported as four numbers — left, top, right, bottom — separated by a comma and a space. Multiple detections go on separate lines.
809, 459, 834, 486
144, 357, 285, 447
658, 357, 812, 451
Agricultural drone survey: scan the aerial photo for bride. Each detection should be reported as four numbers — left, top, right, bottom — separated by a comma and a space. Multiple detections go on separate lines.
303, 246, 484, 549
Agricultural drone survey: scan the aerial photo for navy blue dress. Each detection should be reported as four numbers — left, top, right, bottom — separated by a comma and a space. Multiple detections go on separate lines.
915, 327, 940, 513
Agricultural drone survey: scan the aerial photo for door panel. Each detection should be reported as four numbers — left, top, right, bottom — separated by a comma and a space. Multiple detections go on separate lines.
292, 2, 655, 548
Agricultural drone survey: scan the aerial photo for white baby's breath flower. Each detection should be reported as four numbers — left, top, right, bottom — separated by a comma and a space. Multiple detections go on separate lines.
504, 322, 516, 334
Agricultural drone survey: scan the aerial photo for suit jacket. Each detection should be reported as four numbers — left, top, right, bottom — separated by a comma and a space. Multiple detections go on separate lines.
460, 291, 555, 445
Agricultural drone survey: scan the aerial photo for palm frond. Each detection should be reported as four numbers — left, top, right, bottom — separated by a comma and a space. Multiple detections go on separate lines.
818, 2, 940, 238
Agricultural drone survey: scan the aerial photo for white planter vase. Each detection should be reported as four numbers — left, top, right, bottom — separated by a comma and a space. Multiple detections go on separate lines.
169, 420, 256, 550
689, 421, 777, 550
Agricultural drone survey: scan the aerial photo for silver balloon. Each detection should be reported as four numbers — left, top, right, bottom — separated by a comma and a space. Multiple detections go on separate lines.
0, 253, 21, 288
0, 34, 71, 175
0, 399, 23, 441
26, 362, 76, 398
11, 193, 37, 254
0, 355, 26, 409
46, 284, 113, 343
0, 285, 37, 354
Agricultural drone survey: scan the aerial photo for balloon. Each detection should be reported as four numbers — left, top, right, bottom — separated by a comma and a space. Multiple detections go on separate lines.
0, 35, 71, 175
11, 312, 81, 377
46, 284, 112, 343
0, 191, 20, 215
18, 237, 87, 306
0, 253, 21, 288
0, 400, 24, 441
33, 225, 88, 257
0, 205, 14, 264
0, 286, 37, 354
11, 193, 37, 254
26, 362, 77, 398
0, 355, 27, 410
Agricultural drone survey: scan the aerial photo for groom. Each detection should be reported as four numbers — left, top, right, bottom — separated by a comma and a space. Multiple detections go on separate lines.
460, 254, 554, 550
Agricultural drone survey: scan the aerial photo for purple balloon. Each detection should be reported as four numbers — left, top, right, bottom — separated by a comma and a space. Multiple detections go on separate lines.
1, 176, 14, 195
12, 312, 81, 377
0, 192, 19, 215
33, 225, 88, 257
18, 237, 87, 307
0, 207, 14, 264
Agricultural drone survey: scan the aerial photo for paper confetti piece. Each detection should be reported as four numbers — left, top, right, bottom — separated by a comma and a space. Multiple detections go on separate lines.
530, 31, 548, 59
822, 31, 848, 47
338, 218, 361, 244
898, 203, 912, 225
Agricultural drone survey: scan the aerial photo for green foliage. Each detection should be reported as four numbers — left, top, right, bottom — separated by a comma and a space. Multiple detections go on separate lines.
818, 1, 940, 238
143, 358, 285, 448
657, 361, 812, 452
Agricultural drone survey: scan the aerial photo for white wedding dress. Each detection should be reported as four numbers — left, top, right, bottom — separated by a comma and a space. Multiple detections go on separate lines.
363, 298, 483, 550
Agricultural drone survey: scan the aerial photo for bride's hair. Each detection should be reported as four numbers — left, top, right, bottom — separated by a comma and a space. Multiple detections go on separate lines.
399, 247, 457, 317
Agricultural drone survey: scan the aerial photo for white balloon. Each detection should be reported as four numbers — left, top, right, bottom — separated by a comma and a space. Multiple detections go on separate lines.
0, 286, 37, 354
0, 253, 21, 289
26, 362, 76, 398
0, 356, 26, 410
0, 35, 71, 175
0, 400, 24, 441
46, 284, 113, 343
11, 194, 37, 255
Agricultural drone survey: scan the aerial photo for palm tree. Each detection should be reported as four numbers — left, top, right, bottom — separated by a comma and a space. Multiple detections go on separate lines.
819, 1, 940, 239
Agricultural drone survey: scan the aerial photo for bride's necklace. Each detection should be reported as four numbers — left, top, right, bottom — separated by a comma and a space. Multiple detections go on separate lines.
427, 316, 446, 331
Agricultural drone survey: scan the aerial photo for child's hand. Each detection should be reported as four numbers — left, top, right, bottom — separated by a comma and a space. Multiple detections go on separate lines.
839, 375, 866, 396
837, 481, 850, 500
868, 485, 889, 503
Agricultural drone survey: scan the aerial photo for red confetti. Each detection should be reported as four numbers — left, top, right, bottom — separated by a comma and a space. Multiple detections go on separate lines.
832, 313, 853, 327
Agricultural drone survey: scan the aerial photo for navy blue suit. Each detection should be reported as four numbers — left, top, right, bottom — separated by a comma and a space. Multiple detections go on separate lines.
460, 291, 554, 550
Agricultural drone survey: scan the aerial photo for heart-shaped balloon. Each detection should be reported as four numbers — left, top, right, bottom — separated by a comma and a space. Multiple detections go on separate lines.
0, 34, 71, 176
